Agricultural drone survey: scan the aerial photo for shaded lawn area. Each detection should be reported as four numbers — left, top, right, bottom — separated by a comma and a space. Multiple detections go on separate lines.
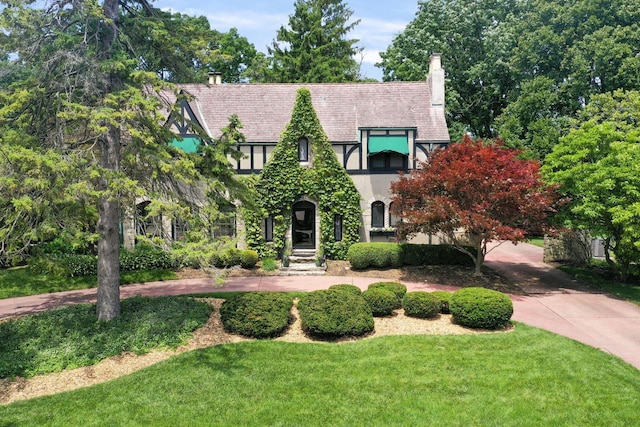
0, 266, 177, 299
559, 265, 640, 306
1, 324, 639, 426
0, 296, 212, 378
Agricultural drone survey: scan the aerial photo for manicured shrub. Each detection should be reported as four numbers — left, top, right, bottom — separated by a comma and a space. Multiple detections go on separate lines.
368, 282, 407, 307
402, 292, 441, 319
431, 290, 452, 314
362, 288, 397, 317
450, 287, 513, 329
347, 242, 402, 269
297, 289, 374, 339
220, 292, 294, 339
214, 247, 243, 268
328, 284, 362, 295
240, 250, 259, 268
399, 244, 476, 266
119, 245, 175, 273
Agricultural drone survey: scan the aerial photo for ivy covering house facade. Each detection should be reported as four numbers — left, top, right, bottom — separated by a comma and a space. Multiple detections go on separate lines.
124, 54, 450, 259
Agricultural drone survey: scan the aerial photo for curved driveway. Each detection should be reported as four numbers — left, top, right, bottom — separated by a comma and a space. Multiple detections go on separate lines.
1, 242, 639, 370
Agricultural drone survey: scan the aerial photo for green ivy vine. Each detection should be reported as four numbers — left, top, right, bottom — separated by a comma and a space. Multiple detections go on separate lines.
243, 88, 362, 260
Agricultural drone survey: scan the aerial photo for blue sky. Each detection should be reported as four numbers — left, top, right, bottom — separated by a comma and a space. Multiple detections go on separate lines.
154, 0, 421, 81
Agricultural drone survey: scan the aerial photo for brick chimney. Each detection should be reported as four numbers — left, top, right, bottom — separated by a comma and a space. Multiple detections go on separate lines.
427, 53, 444, 107
208, 71, 222, 85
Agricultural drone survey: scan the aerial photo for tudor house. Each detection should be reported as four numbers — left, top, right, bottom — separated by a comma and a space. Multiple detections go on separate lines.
123, 54, 449, 254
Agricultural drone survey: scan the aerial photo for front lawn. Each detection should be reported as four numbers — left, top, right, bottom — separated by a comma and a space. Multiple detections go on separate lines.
1, 324, 639, 426
0, 266, 177, 299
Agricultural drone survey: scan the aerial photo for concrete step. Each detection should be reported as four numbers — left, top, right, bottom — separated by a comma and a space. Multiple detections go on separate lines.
279, 262, 326, 276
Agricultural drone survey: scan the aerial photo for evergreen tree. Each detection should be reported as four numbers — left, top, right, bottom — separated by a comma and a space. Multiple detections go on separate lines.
0, 0, 242, 320
264, 0, 362, 82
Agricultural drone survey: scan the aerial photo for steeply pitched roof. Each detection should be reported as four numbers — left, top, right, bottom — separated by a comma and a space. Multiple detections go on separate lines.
177, 81, 449, 143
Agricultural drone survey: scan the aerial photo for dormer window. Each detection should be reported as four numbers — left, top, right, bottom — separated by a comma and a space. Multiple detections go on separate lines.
298, 137, 309, 162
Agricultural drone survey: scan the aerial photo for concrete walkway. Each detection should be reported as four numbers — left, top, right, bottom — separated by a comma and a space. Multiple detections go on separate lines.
1, 242, 639, 370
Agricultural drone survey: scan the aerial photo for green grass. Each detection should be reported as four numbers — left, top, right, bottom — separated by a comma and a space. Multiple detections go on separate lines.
526, 236, 545, 248
559, 264, 640, 306
0, 266, 178, 299
1, 324, 639, 426
0, 296, 212, 378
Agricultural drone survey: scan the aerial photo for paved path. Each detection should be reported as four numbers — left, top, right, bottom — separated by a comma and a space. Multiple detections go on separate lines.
1, 242, 639, 370
485, 242, 640, 370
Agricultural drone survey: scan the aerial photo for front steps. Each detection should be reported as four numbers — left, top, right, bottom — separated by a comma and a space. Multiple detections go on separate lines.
279, 249, 326, 276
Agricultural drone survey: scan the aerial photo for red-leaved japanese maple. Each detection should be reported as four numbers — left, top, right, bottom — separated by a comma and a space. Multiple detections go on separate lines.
391, 135, 557, 275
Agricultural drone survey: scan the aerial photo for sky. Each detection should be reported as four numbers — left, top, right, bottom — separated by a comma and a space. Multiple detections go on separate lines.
154, 0, 421, 81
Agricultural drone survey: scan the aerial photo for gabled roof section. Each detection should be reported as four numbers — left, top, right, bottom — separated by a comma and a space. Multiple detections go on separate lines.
176, 82, 450, 143
167, 92, 211, 138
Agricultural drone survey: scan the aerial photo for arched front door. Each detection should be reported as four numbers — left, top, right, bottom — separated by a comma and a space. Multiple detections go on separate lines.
292, 201, 315, 249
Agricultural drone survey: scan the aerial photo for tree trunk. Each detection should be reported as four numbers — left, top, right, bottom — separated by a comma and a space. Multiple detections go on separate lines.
96, 0, 122, 321
96, 125, 122, 321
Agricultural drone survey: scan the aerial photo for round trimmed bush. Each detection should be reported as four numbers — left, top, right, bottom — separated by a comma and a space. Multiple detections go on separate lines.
402, 292, 441, 319
449, 287, 513, 329
240, 250, 259, 268
368, 282, 406, 308
328, 284, 362, 296
297, 289, 374, 339
220, 292, 294, 338
431, 290, 452, 314
362, 288, 397, 317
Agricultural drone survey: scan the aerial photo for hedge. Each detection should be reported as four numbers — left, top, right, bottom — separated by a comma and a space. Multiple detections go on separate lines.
347, 243, 476, 269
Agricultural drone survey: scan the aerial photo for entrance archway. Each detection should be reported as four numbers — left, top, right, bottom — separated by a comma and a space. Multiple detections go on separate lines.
292, 201, 315, 249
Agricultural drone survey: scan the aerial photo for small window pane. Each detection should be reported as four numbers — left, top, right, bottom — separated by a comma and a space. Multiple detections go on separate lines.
389, 202, 401, 227
334, 215, 343, 241
264, 216, 274, 242
389, 153, 404, 169
298, 137, 309, 162
370, 154, 386, 169
371, 202, 385, 228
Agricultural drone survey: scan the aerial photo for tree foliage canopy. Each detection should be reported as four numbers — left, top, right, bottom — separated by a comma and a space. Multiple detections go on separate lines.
0, 0, 245, 319
543, 90, 640, 280
379, 0, 640, 157
391, 135, 557, 274
259, 0, 362, 83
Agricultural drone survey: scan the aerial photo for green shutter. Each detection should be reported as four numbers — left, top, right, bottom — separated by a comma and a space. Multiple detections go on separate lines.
170, 137, 201, 153
368, 135, 409, 155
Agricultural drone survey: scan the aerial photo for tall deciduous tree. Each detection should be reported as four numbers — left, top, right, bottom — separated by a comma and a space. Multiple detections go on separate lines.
378, 0, 522, 138
0, 0, 239, 320
391, 136, 557, 275
543, 90, 640, 281
262, 0, 361, 82
497, 0, 640, 158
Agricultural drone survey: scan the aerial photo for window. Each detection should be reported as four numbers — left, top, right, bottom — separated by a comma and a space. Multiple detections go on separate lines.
298, 137, 309, 162
264, 216, 274, 242
212, 213, 236, 239
369, 152, 408, 171
172, 218, 189, 241
371, 201, 385, 228
389, 202, 401, 227
135, 201, 164, 238
334, 214, 343, 241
